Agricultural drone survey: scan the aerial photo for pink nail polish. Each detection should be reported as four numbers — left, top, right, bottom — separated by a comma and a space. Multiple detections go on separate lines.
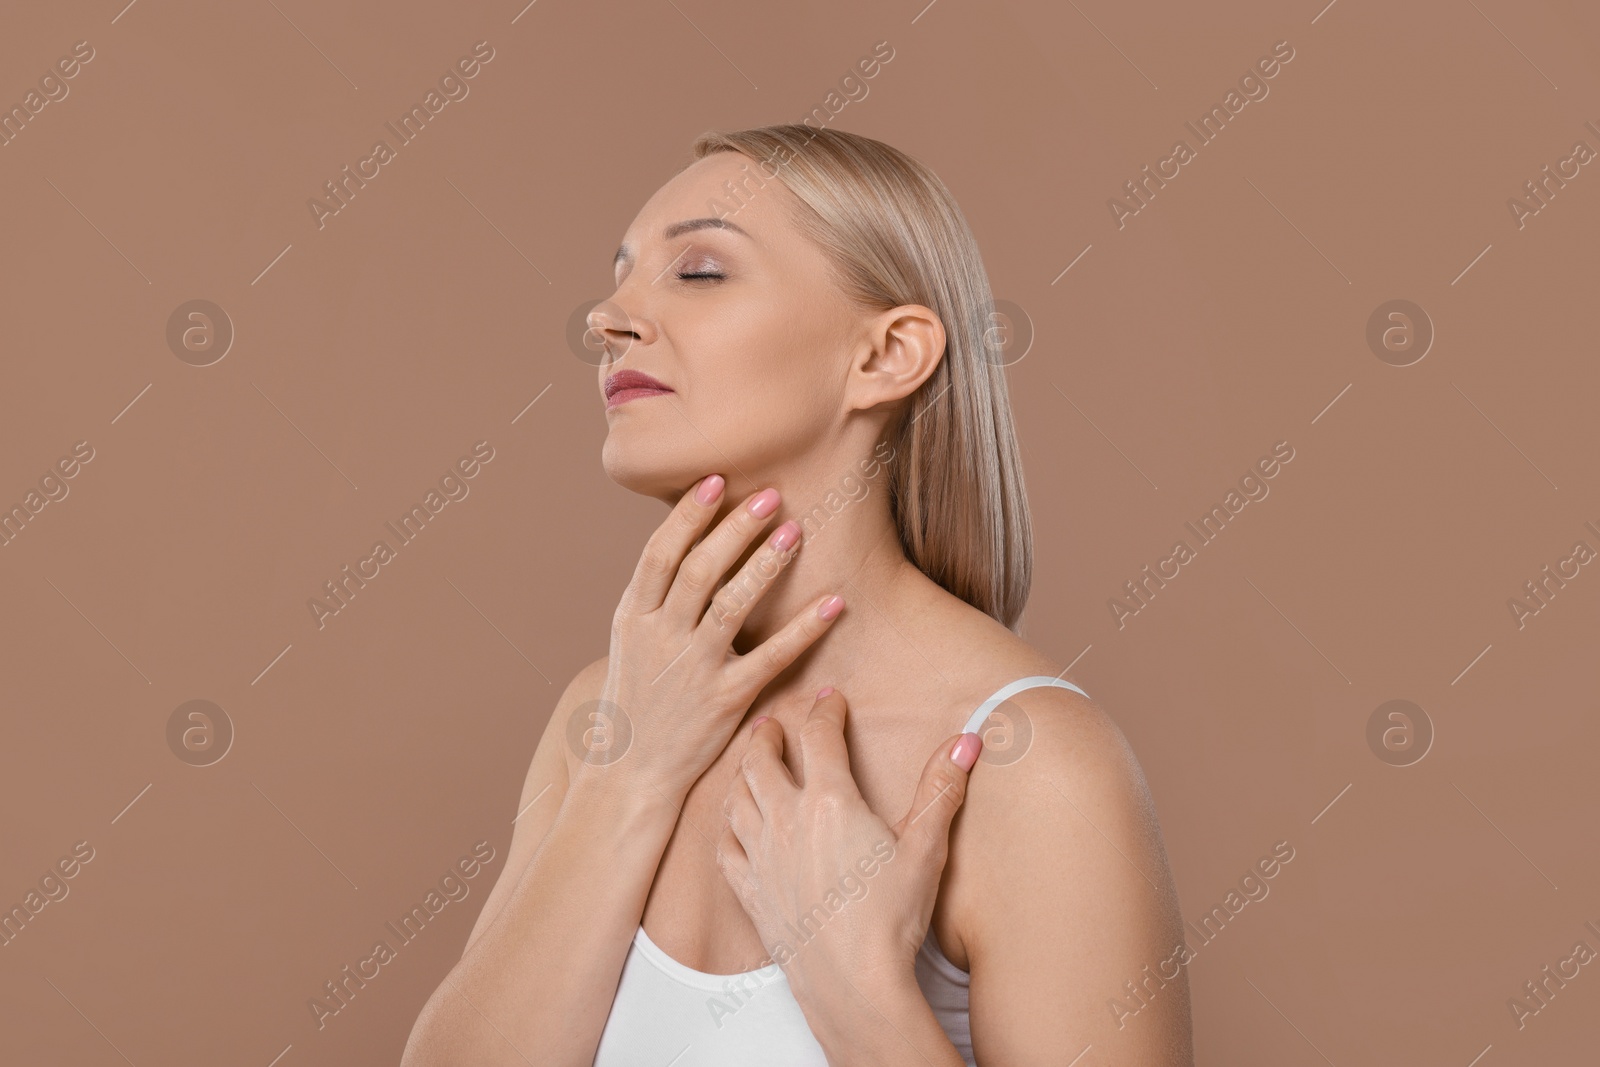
695, 475, 724, 505
769, 521, 800, 552
816, 686, 834, 700
816, 595, 844, 620
748, 488, 780, 518
950, 733, 981, 771
751, 716, 769, 731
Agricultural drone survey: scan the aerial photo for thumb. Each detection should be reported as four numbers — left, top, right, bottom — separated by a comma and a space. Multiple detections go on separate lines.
894, 731, 981, 855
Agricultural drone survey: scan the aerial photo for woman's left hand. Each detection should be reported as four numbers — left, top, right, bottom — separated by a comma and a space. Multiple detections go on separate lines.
717, 687, 982, 1002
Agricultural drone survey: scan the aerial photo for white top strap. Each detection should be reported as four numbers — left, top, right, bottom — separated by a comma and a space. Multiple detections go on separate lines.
960, 675, 1089, 736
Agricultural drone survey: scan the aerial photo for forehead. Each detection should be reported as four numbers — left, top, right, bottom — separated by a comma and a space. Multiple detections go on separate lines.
617, 151, 797, 256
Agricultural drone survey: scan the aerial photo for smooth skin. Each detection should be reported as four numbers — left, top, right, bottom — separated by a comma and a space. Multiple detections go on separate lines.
401, 151, 1192, 1066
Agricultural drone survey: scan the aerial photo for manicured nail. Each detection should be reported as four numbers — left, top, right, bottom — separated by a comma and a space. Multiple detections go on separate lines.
751, 715, 769, 731
695, 475, 724, 505
748, 488, 780, 518
817, 595, 844, 620
769, 520, 800, 552
816, 686, 834, 700
950, 733, 982, 771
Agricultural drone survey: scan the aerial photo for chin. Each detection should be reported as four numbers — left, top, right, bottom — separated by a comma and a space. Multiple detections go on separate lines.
600, 435, 698, 504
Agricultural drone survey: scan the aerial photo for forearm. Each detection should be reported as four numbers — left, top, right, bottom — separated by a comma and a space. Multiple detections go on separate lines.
796, 969, 967, 1067
401, 774, 680, 1067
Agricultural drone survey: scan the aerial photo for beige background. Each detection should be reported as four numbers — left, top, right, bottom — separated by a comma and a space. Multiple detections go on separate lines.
2, 0, 1597, 1063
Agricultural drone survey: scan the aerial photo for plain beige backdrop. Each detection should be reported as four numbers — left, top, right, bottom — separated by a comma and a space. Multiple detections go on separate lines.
2, 0, 1597, 1064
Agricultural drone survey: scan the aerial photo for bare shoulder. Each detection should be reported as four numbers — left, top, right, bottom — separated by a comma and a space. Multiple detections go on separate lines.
881, 577, 1157, 872
937, 633, 1179, 941
974, 682, 1148, 808
923, 599, 1136, 800
915, 602, 1163, 865
954, 665, 1164, 883
462, 652, 611, 952
519, 653, 610, 771
939, 657, 1191, 1059
507, 648, 611, 819
570, 651, 612, 700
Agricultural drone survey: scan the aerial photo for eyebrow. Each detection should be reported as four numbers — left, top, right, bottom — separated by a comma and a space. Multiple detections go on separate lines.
613, 217, 752, 268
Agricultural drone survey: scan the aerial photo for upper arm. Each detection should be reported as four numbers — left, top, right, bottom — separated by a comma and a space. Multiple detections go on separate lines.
960, 689, 1193, 1066
461, 653, 610, 955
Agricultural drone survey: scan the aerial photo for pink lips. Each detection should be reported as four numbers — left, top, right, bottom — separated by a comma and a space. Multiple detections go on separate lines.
604, 369, 674, 409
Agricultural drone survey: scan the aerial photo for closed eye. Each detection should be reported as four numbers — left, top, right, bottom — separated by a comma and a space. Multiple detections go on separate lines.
676, 271, 725, 282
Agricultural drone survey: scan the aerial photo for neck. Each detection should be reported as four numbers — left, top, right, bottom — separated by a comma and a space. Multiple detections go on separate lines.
714, 462, 927, 698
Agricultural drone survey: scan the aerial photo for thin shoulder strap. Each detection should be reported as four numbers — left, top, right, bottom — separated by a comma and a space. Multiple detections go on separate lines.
961, 675, 1089, 736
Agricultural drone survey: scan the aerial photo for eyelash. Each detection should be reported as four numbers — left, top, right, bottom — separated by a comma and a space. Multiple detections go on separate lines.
676, 270, 724, 283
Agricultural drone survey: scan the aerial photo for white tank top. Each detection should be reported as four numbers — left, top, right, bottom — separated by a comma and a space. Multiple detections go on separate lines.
592, 676, 1090, 1066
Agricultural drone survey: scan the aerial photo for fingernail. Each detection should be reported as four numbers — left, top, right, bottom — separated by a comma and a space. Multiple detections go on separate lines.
816, 686, 834, 700
769, 520, 800, 552
751, 715, 769, 731
748, 488, 780, 518
695, 475, 724, 505
817, 595, 844, 620
950, 733, 981, 771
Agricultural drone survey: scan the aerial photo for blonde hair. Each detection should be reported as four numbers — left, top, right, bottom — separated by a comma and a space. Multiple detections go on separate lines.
688, 124, 1033, 631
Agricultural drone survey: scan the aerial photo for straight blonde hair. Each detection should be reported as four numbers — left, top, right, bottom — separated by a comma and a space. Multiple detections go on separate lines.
688, 124, 1033, 631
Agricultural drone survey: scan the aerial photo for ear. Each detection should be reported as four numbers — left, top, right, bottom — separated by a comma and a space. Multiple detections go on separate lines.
844, 304, 946, 414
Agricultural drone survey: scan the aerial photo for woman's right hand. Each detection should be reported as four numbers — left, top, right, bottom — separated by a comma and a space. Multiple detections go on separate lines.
571, 474, 844, 808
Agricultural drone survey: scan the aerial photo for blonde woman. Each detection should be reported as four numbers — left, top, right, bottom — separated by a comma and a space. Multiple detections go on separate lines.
402, 125, 1193, 1066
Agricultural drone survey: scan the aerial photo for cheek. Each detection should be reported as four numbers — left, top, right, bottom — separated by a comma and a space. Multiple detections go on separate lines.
709, 335, 834, 458
600, 294, 844, 493
683, 386, 818, 477
687, 309, 832, 436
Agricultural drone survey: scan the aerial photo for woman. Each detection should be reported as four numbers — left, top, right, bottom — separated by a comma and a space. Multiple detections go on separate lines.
402, 124, 1193, 1066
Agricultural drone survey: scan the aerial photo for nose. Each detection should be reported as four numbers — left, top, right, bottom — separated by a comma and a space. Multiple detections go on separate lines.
587, 299, 652, 366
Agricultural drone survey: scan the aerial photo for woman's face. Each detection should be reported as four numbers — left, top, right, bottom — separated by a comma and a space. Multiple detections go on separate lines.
594, 151, 867, 502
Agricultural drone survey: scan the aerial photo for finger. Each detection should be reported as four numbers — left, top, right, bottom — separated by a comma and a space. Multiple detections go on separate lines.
793, 688, 856, 792
723, 776, 762, 849
619, 474, 726, 614
724, 595, 846, 699
716, 822, 753, 890
696, 517, 804, 644
893, 731, 980, 861
739, 717, 798, 815
659, 486, 783, 627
